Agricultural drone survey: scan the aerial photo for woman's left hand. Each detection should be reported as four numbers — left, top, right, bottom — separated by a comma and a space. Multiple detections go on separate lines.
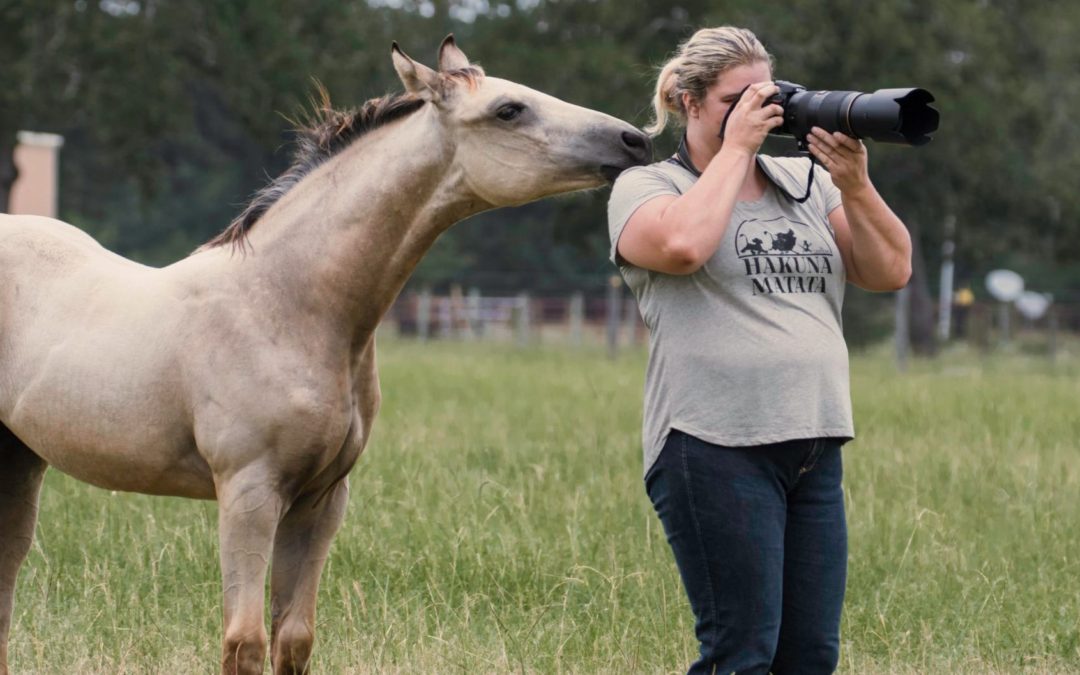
806, 126, 870, 194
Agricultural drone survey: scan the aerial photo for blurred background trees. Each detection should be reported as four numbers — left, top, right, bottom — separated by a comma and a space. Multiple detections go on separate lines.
3, 0, 1078, 347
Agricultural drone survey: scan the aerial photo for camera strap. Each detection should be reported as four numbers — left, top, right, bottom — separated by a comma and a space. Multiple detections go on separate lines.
667, 135, 816, 205
667, 82, 817, 205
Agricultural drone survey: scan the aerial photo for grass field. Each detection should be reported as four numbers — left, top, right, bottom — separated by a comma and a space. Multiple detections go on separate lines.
9, 338, 1080, 673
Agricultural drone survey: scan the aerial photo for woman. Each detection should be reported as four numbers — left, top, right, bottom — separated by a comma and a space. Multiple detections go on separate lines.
608, 27, 911, 674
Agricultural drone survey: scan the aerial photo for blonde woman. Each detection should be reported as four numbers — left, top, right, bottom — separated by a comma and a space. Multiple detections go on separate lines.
608, 27, 912, 673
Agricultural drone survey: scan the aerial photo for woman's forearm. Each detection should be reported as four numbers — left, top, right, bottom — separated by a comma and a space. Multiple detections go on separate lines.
840, 183, 912, 290
657, 146, 755, 266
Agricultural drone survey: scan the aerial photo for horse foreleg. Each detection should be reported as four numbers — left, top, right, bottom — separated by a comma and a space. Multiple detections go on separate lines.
269, 479, 349, 675
217, 472, 284, 675
0, 427, 47, 675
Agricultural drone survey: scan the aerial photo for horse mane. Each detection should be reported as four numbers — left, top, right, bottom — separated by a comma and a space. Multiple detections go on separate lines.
200, 68, 484, 253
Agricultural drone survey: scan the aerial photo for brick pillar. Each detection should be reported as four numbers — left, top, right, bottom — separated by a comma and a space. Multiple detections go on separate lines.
10, 131, 64, 218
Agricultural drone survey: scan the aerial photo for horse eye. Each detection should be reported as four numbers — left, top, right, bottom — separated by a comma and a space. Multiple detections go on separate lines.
496, 103, 525, 121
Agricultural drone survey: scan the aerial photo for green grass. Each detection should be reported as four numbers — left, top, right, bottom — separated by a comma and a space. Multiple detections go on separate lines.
9, 338, 1080, 673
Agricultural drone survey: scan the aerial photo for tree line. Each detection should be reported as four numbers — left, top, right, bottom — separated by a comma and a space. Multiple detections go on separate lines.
3, 0, 1078, 349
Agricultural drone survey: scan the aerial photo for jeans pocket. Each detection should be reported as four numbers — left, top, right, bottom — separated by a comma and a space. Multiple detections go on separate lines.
797, 438, 826, 476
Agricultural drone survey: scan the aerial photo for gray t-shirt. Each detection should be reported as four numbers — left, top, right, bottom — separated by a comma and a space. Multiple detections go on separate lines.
608, 154, 854, 476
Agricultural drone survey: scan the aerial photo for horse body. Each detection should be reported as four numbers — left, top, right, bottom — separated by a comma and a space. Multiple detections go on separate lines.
1, 101, 453, 498
0, 37, 650, 675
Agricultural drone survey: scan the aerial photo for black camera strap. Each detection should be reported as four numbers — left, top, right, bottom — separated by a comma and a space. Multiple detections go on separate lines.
667, 82, 817, 204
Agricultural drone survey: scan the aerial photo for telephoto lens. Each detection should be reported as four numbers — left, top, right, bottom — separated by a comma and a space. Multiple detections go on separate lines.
769, 80, 940, 148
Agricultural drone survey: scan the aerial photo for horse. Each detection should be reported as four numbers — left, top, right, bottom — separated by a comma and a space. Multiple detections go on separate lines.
0, 36, 650, 675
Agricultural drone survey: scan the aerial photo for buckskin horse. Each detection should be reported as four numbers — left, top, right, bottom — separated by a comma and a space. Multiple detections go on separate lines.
0, 37, 650, 675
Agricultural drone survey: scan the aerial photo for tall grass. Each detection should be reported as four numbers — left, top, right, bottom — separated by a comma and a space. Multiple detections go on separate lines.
9, 339, 1080, 673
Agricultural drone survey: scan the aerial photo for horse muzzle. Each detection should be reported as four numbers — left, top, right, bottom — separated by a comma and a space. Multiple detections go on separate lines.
600, 129, 652, 183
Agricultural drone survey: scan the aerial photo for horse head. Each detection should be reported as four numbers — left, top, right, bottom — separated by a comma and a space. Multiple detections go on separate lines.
392, 35, 652, 208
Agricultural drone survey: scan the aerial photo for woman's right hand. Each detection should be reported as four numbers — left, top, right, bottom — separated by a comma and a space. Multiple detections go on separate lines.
720, 81, 785, 155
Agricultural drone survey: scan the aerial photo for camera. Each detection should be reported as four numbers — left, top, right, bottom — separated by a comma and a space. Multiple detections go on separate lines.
767, 80, 939, 149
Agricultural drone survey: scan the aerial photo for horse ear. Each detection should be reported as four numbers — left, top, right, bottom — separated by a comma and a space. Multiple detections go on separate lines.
437, 34, 470, 72
391, 42, 441, 101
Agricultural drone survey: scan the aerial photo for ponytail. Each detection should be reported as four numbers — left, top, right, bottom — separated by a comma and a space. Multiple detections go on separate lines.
645, 57, 683, 136
645, 26, 773, 138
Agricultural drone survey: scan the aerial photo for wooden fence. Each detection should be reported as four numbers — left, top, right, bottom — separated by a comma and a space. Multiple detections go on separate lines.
389, 285, 1080, 362
390, 284, 646, 355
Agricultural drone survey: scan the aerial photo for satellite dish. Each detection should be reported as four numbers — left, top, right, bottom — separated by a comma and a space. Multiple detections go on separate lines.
985, 269, 1024, 302
1015, 291, 1052, 321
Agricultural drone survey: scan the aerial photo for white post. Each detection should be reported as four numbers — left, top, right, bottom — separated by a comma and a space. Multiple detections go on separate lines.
467, 287, 482, 340
997, 302, 1011, 345
417, 287, 431, 342
515, 292, 531, 347
936, 215, 956, 342
568, 291, 584, 347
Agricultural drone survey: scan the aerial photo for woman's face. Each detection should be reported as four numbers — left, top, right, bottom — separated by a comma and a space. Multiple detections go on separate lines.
686, 60, 773, 137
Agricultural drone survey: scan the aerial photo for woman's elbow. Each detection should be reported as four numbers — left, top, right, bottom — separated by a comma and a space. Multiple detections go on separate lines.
888, 257, 913, 290
873, 262, 912, 291
896, 263, 913, 289
660, 238, 707, 275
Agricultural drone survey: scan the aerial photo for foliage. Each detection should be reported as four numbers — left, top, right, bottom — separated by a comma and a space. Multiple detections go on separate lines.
3, 0, 1078, 293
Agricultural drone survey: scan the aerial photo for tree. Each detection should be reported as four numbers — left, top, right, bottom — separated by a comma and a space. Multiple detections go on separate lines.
5, 0, 1076, 338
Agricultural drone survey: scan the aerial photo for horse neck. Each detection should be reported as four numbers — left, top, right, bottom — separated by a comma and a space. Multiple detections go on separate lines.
237, 106, 486, 346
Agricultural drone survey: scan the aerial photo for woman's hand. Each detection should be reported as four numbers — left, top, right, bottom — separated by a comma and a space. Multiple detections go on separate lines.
806, 126, 870, 193
722, 82, 785, 156
813, 124, 913, 291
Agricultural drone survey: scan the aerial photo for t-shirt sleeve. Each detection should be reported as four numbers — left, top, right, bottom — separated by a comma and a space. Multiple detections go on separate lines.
814, 163, 843, 215
606, 166, 680, 266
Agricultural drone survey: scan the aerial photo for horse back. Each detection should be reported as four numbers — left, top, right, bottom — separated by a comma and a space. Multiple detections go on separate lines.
0, 213, 146, 326
0, 214, 147, 275
0, 215, 156, 411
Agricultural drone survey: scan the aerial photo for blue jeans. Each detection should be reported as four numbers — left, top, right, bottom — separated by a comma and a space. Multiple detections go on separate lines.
645, 429, 848, 675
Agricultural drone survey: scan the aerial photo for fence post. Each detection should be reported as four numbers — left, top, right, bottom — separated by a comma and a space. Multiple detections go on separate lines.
515, 291, 531, 347
1048, 307, 1058, 362
568, 291, 584, 347
937, 215, 956, 342
972, 303, 991, 353
467, 287, 483, 340
997, 301, 1011, 346
449, 284, 465, 339
417, 286, 431, 342
895, 286, 910, 372
623, 292, 639, 346
607, 275, 622, 359
438, 295, 452, 338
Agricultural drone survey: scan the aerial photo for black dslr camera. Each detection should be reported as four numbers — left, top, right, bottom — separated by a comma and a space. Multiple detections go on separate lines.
767, 80, 939, 150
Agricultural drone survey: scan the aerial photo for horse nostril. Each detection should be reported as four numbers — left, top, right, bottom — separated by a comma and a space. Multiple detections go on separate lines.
621, 130, 652, 163
622, 131, 645, 149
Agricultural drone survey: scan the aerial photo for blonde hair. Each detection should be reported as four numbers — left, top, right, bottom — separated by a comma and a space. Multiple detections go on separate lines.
646, 26, 773, 136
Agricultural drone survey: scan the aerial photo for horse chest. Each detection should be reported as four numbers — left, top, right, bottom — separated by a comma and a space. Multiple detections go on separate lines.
280, 408, 369, 500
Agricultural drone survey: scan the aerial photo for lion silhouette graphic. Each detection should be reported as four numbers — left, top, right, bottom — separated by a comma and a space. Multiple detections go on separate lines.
740, 234, 767, 256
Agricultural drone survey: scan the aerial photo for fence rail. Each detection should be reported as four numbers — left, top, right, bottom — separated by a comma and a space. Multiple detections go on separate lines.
390, 286, 1080, 358
392, 287, 646, 350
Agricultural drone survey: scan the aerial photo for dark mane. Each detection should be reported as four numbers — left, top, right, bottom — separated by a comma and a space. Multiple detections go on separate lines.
201, 67, 485, 253
199, 87, 427, 252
